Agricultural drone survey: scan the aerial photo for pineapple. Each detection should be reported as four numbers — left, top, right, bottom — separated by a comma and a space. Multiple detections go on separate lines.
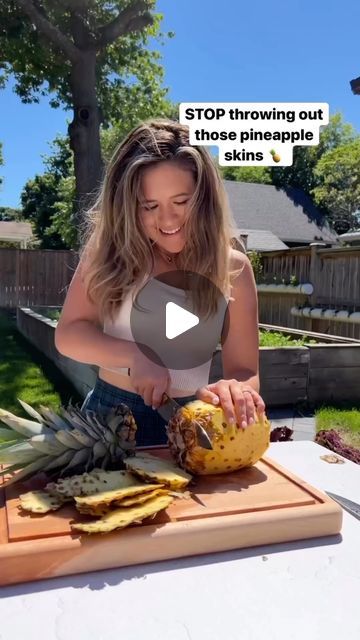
124, 453, 192, 490
0, 399, 137, 487
166, 399, 270, 475
72, 493, 174, 534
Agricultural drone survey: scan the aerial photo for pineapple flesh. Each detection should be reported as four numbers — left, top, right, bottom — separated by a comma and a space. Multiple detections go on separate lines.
166, 399, 270, 475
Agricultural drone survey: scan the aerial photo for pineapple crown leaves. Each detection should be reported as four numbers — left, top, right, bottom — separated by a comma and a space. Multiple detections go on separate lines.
0, 399, 137, 487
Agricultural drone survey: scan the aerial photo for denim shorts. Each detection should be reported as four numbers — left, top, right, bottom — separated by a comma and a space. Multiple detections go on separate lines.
81, 377, 196, 447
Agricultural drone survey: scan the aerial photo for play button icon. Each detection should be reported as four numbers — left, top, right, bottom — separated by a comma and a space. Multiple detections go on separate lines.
130, 270, 229, 371
166, 302, 199, 340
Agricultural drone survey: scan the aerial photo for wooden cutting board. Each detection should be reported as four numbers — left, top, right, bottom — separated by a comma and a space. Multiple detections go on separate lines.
0, 448, 342, 587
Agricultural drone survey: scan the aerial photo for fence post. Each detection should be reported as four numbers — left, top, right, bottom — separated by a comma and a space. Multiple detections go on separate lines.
309, 242, 326, 331
15, 247, 20, 308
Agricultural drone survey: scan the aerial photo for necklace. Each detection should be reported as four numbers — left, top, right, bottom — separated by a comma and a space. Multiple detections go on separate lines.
154, 244, 180, 265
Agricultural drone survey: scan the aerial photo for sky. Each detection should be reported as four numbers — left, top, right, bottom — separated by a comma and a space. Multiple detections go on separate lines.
1, 0, 360, 208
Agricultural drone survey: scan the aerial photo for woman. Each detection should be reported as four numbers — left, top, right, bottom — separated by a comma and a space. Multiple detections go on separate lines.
55, 118, 265, 446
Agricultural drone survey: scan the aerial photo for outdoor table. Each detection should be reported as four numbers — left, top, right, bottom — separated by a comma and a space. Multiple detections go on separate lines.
0, 441, 359, 640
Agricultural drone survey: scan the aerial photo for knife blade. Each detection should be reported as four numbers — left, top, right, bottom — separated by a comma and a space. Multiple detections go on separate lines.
157, 394, 213, 450
325, 491, 360, 521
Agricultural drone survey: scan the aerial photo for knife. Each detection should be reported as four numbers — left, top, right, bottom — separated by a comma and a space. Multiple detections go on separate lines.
157, 393, 213, 450
325, 491, 360, 521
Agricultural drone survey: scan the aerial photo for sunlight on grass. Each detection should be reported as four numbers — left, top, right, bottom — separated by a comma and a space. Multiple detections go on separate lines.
0, 311, 81, 421
315, 406, 360, 449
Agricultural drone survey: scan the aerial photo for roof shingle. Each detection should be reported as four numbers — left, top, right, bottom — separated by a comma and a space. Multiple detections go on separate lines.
224, 181, 338, 244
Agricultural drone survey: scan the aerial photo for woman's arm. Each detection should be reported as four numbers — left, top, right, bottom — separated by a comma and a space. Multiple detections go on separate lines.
196, 250, 265, 427
55, 257, 137, 370
221, 250, 260, 391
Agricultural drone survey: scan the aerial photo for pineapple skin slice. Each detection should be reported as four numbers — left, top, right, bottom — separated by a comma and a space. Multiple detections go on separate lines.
76, 503, 111, 517
167, 400, 271, 475
125, 453, 192, 490
114, 488, 169, 507
74, 483, 163, 508
19, 490, 64, 513
72, 494, 174, 534
46, 470, 137, 498
77, 488, 169, 515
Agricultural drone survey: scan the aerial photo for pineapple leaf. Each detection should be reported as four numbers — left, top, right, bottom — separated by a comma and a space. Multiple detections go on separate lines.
2, 456, 54, 488
0, 441, 43, 465
17, 399, 47, 424
0, 410, 52, 438
55, 430, 85, 450
70, 429, 95, 448
60, 407, 102, 440
42, 449, 75, 472
59, 448, 91, 475
37, 406, 72, 431
92, 440, 108, 466
29, 434, 68, 456
0, 428, 23, 442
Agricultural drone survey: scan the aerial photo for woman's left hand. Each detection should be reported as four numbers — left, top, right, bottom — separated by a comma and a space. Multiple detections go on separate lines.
196, 379, 266, 429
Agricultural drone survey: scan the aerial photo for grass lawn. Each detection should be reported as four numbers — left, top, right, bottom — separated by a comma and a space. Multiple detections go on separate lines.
315, 406, 360, 450
0, 309, 82, 421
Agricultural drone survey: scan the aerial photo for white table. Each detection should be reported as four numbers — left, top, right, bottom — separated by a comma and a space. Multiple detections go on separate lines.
0, 442, 359, 640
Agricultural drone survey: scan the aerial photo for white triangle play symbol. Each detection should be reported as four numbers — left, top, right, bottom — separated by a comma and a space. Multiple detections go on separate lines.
166, 302, 199, 340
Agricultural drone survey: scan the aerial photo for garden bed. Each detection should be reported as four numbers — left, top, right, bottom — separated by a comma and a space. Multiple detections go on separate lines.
16, 307, 360, 407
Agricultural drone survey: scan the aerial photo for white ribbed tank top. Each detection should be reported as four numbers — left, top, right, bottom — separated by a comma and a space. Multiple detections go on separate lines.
103, 274, 229, 395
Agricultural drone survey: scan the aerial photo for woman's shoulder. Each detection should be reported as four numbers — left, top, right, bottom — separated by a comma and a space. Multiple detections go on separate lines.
229, 247, 251, 272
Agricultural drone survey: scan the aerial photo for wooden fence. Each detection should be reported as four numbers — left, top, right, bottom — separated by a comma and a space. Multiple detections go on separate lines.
258, 244, 360, 340
1, 244, 360, 340
0, 248, 78, 308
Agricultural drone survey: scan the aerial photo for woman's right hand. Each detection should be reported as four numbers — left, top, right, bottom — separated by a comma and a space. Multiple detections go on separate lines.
129, 345, 170, 410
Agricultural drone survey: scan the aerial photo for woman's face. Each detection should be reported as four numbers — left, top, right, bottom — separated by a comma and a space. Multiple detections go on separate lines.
138, 161, 196, 253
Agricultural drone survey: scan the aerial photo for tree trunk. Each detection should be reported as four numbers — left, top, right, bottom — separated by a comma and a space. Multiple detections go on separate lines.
68, 49, 104, 244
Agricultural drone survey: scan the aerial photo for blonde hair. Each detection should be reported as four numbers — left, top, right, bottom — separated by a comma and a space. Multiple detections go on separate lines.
80, 118, 239, 324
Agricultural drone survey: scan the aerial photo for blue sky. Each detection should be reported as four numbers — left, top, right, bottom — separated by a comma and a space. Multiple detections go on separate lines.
1, 0, 360, 208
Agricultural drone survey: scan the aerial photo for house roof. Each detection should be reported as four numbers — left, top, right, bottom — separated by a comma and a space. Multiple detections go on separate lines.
0, 221, 33, 242
223, 181, 338, 245
232, 228, 288, 252
338, 230, 360, 244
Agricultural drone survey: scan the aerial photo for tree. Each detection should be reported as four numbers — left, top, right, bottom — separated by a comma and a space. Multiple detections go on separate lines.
270, 113, 358, 194
218, 165, 271, 184
20, 173, 68, 248
312, 139, 360, 234
0, 206, 23, 221
20, 97, 177, 248
0, 0, 174, 241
